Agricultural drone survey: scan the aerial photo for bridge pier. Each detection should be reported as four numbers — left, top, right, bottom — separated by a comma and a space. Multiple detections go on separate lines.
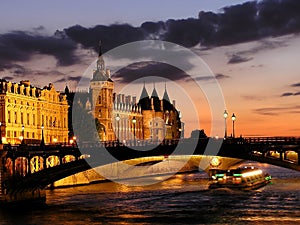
280, 151, 283, 161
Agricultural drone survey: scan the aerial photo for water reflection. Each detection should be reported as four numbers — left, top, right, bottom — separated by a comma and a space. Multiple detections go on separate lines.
2, 162, 300, 224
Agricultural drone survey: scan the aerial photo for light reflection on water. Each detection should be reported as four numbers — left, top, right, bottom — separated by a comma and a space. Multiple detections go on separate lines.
1, 162, 300, 225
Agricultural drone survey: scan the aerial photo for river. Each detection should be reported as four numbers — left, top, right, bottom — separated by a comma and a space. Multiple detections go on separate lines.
1, 162, 300, 225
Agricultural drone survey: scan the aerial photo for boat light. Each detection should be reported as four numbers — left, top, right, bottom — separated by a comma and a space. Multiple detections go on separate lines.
241, 169, 263, 178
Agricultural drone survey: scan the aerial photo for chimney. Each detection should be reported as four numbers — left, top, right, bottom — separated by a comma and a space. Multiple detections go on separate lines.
160, 100, 163, 111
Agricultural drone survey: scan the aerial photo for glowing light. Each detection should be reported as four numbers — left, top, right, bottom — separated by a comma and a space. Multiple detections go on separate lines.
241, 169, 263, 178
210, 157, 221, 167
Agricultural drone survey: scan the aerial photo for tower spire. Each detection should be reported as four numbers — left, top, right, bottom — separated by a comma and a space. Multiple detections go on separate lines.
98, 40, 102, 57
163, 82, 170, 103
151, 82, 158, 98
96, 40, 105, 71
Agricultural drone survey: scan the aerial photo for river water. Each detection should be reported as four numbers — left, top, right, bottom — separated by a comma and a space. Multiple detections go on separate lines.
1, 162, 300, 225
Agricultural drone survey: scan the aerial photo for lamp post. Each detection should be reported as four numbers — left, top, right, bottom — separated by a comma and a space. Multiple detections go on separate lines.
232, 113, 236, 138
132, 116, 136, 146
0, 122, 2, 144
21, 125, 25, 145
116, 114, 120, 141
41, 124, 45, 147
223, 110, 228, 138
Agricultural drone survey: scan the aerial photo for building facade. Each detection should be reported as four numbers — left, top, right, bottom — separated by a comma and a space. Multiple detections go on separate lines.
84, 44, 182, 143
0, 80, 69, 144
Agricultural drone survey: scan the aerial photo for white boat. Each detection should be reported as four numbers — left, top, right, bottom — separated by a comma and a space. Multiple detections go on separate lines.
208, 166, 272, 191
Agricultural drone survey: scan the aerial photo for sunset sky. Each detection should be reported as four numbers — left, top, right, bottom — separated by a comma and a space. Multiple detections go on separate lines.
1, 0, 300, 137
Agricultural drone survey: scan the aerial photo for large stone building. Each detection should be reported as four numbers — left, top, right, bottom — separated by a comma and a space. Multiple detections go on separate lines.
71, 44, 181, 143
0, 80, 69, 144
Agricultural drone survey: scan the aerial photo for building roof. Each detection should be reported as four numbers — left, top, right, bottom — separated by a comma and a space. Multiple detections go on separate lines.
162, 84, 170, 103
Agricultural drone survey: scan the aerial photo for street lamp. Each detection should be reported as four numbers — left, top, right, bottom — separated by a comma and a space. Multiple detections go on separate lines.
116, 113, 120, 141
0, 122, 2, 144
21, 125, 25, 144
232, 113, 236, 138
132, 116, 136, 146
223, 110, 228, 138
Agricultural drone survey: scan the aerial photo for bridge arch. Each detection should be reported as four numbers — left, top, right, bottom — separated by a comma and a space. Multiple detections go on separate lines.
46, 155, 60, 168
30, 156, 44, 173
62, 155, 76, 163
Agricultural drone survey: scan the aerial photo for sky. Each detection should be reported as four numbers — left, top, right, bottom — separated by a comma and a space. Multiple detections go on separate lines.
1, 0, 300, 137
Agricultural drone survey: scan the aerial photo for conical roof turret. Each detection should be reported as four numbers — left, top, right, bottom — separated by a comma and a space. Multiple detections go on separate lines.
162, 83, 170, 103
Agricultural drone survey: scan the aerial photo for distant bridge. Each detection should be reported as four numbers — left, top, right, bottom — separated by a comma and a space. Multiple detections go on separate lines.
1, 136, 300, 203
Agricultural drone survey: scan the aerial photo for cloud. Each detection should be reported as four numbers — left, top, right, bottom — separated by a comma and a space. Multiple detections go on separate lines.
281, 92, 294, 97
61, 0, 300, 54
63, 24, 145, 54
2, 0, 300, 81
2, 76, 13, 81
228, 54, 253, 64
0, 30, 80, 70
112, 61, 189, 83
216, 73, 230, 80
291, 82, 300, 87
242, 95, 263, 101
294, 92, 300, 96
254, 105, 300, 115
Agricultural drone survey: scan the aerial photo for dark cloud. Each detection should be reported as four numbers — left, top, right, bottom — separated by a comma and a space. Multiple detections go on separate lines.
55, 76, 92, 84
254, 105, 300, 115
192, 73, 230, 82
0, 30, 79, 70
62, 0, 300, 54
291, 82, 300, 87
281, 92, 294, 97
112, 62, 189, 83
215, 73, 230, 79
228, 54, 253, 64
64, 24, 145, 54
2, 76, 13, 81
294, 92, 300, 96
2, 0, 300, 77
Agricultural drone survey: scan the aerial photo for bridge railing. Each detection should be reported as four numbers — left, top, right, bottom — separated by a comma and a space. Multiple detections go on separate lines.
244, 136, 300, 144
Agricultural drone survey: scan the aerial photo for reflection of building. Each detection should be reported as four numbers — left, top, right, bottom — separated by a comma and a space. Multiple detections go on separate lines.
70, 44, 181, 142
0, 80, 69, 144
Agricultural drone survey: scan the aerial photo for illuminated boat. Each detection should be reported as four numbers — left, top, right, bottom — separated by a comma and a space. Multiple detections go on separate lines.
208, 166, 272, 190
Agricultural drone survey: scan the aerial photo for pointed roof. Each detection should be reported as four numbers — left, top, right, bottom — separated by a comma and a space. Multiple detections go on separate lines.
98, 40, 102, 57
162, 83, 170, 103
64, 84, 70, 94
139, 82, 149, 100
151, 83, 159, 98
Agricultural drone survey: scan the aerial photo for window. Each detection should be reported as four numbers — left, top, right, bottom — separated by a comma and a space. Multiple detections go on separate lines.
21, 112, 24, 125
27, 113, 30, 125
14, 112, 17, 123
8, 111, 10, 123
33, 114, 35, 126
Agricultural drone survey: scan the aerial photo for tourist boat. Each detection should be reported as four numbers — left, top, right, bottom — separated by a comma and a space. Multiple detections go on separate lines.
208, 166, 272, 190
